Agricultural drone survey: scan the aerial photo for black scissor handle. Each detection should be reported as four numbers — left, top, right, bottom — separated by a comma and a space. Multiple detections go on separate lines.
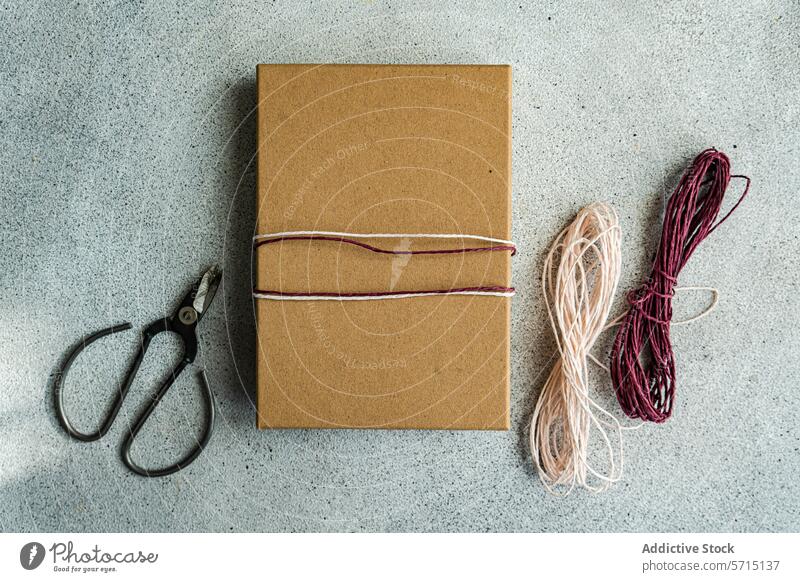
121, 366, 216, 477
54, 322, 135, 442
53, 320, 216, 477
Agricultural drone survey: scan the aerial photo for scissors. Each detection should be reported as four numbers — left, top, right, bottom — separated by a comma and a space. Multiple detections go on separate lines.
53, 266, 221, 477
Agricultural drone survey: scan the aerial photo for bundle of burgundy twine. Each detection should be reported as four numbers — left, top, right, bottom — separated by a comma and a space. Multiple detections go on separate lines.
610, 148, 750, 423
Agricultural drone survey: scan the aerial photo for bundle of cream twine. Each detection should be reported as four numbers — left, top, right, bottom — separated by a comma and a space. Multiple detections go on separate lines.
529, 202, 627, 495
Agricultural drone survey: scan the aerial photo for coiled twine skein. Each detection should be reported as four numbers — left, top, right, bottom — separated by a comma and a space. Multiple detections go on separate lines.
530, 202, 625, 494
610, 148, 750, 423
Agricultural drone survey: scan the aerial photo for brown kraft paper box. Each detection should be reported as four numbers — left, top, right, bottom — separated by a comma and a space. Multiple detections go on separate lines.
255, 64, 512, 429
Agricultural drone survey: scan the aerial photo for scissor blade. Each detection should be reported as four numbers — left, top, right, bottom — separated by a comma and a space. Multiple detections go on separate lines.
193, 266, 221, 317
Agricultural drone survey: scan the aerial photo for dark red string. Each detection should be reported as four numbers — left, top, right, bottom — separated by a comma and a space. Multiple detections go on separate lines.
610, 148, 751, 423
254, 235, 517, 256
253, 285, 515, 298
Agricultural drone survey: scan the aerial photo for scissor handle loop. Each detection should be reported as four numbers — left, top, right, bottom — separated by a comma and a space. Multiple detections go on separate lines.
54, 322, 135, 442
53, 320, 215, 477
121, 368, 216, 477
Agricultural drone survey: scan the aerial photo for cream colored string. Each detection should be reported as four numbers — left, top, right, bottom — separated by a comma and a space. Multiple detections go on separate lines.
530, 203, 720, 495
530, 202, 627, 495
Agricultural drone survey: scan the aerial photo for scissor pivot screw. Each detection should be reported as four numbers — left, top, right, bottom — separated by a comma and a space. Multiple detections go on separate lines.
178, 307, 198, 325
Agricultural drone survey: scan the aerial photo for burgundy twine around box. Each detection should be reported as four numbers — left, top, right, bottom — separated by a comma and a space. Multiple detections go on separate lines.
255, 234, 517, 256
610, 148, 751, 423
252, 285, 515, 300
252, 232, 516, 300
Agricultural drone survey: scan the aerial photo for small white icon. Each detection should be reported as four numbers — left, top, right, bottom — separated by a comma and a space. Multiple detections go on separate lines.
390, 238, 412, 290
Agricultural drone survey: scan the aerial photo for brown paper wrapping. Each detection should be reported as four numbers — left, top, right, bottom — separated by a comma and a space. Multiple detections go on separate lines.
255, 64, 512, 429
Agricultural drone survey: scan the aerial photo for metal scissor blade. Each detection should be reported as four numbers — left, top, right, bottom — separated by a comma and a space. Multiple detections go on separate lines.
192, 266, 222, 318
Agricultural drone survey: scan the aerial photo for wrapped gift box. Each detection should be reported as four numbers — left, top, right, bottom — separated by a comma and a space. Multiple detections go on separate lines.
255, 64, 512, 429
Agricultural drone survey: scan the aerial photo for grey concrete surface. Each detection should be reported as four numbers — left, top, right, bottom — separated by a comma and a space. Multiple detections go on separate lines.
1, 1, 799, 532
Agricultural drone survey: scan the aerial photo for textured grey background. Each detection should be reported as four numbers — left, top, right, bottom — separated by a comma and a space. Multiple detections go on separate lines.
1, 0, 798, 532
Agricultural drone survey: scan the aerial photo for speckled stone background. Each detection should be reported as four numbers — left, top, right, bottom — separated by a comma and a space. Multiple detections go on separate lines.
2, 1, 798, 532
